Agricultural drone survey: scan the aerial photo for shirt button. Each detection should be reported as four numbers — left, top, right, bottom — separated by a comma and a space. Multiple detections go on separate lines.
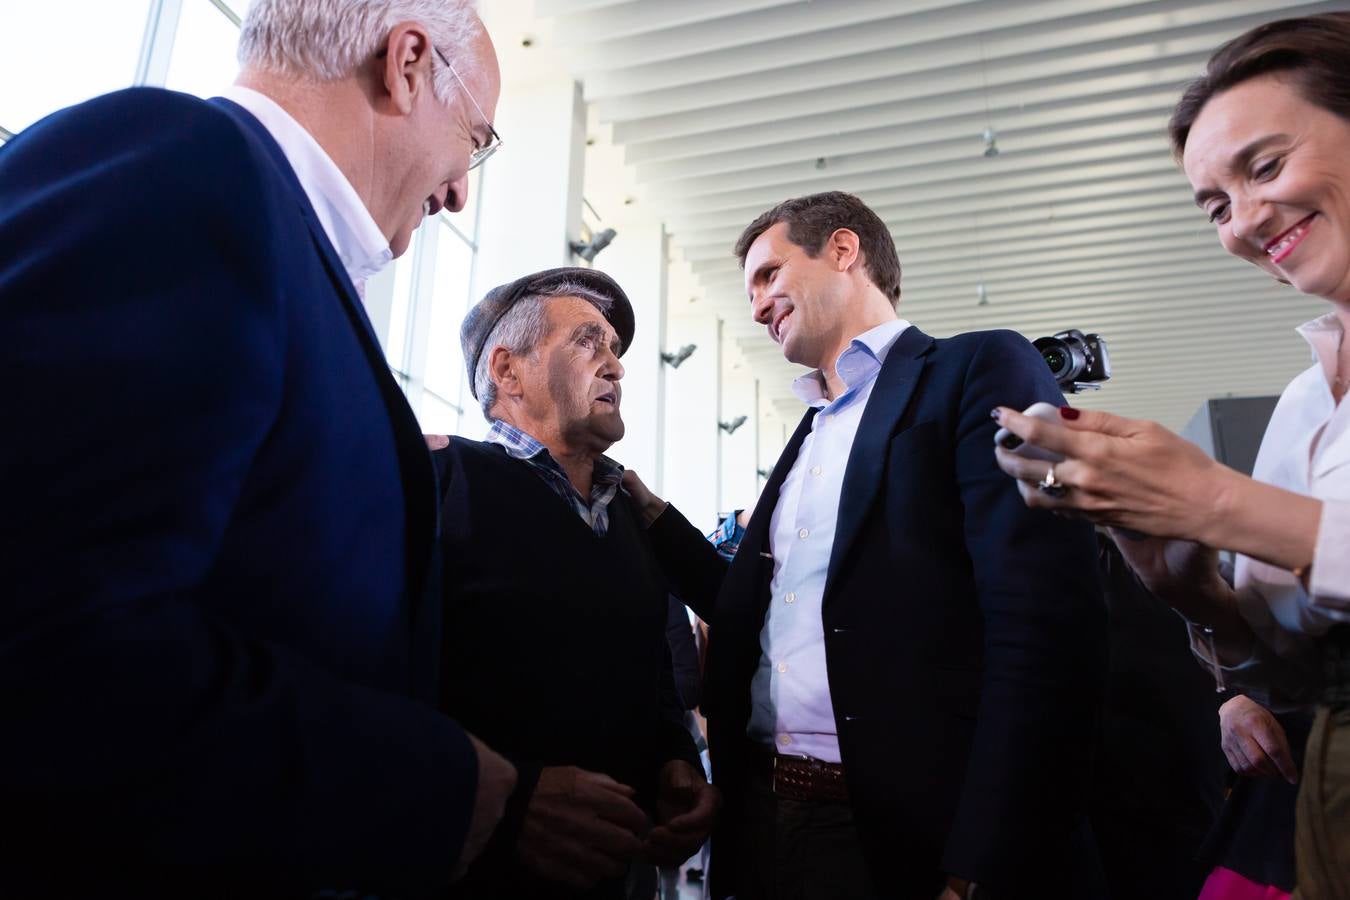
810, 465, 822, 476
777, 661, 789, 673
778, 734, 792, 746
785, 592, 796, 604
798, 528, 809, 539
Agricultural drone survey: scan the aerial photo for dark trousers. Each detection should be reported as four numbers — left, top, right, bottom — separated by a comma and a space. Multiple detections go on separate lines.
735, 770, 881, 900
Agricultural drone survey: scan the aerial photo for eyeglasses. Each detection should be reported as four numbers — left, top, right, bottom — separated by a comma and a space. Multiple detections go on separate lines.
434, 46, 501, 170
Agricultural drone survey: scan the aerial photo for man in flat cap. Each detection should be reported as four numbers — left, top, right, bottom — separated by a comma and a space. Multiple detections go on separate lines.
433, 268, 719, 899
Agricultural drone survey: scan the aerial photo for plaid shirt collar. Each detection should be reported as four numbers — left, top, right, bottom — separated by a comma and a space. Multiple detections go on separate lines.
486, 420, 624, 536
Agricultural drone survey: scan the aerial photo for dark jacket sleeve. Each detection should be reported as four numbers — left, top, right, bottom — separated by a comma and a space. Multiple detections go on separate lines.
0, 92, 476, 893
642, 508, 706, 777
654, 631, 704, 774
940, 331, 1108, 890
666, 596, 702, 710
646, 504, 731, 623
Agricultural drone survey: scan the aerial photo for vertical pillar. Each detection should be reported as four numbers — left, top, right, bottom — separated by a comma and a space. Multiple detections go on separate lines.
757, 390, 791, 490
719, 372, 758, 513
474, 79, 586, 287
662, 311, 722, 531
597, 221, 668, 485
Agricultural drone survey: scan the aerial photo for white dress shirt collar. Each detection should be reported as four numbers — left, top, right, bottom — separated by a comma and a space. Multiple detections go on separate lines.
218, 86, 393, 295
1297, 311, 1345, 393
790, 318, 912, 408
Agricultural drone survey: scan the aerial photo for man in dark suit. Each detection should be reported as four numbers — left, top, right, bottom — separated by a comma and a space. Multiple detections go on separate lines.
622, 192, 1107, 900
0, 1, 514, 894
433, 268, 718, 899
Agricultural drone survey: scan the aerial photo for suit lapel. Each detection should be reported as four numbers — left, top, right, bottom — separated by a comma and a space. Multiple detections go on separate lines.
724, 408, 817, 616
824, 327, 934, 596
747, 407, 817, 543
210, 99, 440, 693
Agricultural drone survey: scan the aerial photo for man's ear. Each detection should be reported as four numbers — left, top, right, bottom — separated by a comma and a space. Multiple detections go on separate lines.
381, 22, 435, 116
488, 345, 523, 400
828, 228, 862, 273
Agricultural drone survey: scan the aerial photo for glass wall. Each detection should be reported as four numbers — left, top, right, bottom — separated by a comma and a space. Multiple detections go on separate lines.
0, 0, 153, 134
164, 0, 243, 98
0, 0, 486, 436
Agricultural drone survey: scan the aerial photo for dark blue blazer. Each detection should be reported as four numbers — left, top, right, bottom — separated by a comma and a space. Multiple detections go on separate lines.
0, 88, 474, 896
650, 327, 1108, 899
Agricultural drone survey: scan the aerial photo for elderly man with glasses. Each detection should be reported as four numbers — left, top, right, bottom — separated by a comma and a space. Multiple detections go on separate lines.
0, 1, 516, 895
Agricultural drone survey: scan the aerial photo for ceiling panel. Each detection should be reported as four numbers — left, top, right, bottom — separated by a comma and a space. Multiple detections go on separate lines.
514, 0, 1343, 430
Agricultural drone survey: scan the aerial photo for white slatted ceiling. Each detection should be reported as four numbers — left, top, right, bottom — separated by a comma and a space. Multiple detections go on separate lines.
524, 0, 1341, 427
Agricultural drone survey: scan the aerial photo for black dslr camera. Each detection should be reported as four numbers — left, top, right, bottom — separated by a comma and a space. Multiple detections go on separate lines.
1032, 329, 1111, 393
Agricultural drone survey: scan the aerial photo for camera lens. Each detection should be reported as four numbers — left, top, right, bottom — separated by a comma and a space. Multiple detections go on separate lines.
1032, 329, 1110, 393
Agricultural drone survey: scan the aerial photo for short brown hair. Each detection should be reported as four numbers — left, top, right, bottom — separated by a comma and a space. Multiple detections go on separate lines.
1169, 12, 1350, 160
733, 191, 902, 305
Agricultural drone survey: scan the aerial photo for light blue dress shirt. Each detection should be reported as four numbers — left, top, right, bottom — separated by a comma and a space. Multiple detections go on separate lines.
748, 318, 911, 762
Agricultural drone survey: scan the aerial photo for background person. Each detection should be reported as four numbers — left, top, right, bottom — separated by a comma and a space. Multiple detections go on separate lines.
992, 14, 1350, 896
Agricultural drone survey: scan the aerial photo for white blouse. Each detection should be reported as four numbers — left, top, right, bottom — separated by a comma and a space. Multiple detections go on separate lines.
1191, 312, 1350, 706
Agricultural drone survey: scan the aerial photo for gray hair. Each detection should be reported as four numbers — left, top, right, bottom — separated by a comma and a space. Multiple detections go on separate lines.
237, 0, 482, 104
475, 283, 615, 420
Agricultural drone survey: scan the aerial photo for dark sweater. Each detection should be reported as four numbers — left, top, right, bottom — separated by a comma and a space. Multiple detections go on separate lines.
433, 438, 698, 898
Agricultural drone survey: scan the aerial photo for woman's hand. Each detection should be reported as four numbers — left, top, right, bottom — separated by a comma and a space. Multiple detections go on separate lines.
992, 406, 1239, 544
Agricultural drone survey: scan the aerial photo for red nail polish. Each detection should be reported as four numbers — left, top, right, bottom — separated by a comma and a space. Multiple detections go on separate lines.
1060, 407, 1080, 421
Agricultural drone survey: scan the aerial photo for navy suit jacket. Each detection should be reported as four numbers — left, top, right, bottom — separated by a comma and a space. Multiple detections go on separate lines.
650, 327, 1108, 899
0, 89, 475, 896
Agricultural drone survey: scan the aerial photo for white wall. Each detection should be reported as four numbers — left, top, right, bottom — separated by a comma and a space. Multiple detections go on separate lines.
661, 312, 721, 531
597, 221, 668, 484
475, 78, 586, 290
718, 373, 758, 514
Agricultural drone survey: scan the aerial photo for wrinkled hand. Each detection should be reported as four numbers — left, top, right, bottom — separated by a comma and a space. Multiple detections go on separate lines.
517, 766, 649, 891
425, 434, 449, 450
621, 469, 669, 527
644, 760, 720, 867
454, 734, 518, 879
992, 406, 1239, 544
1219, 694, 1298, 784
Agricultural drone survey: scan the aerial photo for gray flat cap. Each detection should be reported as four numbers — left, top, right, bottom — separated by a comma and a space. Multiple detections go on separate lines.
461, 267, 635, 399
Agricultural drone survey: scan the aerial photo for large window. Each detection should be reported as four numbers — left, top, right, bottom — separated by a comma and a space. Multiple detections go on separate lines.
423, 222, 475, 412
377, 166, 486, 437
164, 0, 243, 98
0, 0, 152, 134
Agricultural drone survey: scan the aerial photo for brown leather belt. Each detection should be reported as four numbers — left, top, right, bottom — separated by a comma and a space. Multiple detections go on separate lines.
751, 748, 849, 803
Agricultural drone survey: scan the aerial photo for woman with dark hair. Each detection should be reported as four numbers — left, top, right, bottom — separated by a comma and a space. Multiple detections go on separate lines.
991, 13, 1350, 897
